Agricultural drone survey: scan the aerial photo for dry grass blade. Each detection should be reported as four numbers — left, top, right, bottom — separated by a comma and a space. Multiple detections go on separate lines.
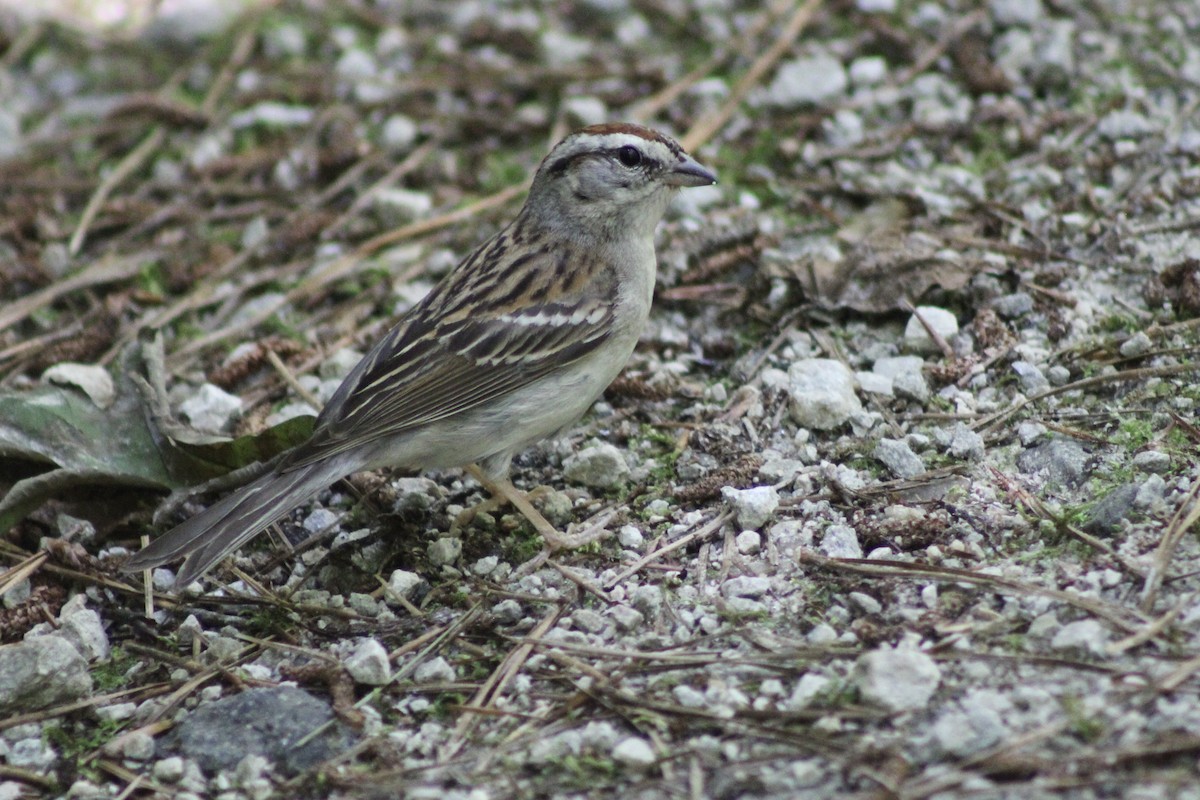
973, 362, 1200, 434
0, 551, 47, 598
801, 552, 1148, 634
604, 511, 732, 588
440, 605, 561, 762
1140, 474, 1200, 612
68, 127, 164, 256
681, 0, 824, 152
0, 253, 149, 335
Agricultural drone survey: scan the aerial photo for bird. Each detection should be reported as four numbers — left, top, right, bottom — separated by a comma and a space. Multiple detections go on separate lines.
124, 122, 717, 586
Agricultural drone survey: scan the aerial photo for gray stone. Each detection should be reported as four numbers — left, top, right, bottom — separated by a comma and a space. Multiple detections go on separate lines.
343, 638, 391, 686
0, 636, 92, 713
1084, 484, 1139, 535
766, 55, 847, 107
856, 371, 894, 397
875, 438, 925, 479
1017, 438, 1090, 487
820, 525, 862, 558
1016, 421, 1046, 446
1032, 20, 1075, 87
1051, 619, 1109, 657
381, 114, 419, 152
788, 673, 832, 708
373, 187, 433, 225
1132, 450, 1171, 473
612, 736, 656, 767
946, 423, 985, 461
931, 693, 1009, 757
413, 656, 456, 684
617, 525, 644, 549
564, 442, 630, 488
991, 292, 1035, 319
854, 646, 941, 712
735, 530, 762, 555
721, 576, 771, 599
893, 371, 931, 404
386, 569, 423, 600
427, 537, 462, 566
903, 307, 958, 354
170, 687, 356, 776
991, 0, 1043, 26
783, 359, 862, 430
721, 485, 779, 530
1119, 332, 1153, 358
178, 383, 242, 434
1012, 361, 1049, 393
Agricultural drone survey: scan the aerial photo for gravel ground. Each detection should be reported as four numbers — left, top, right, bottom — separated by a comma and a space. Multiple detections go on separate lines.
3, 1, 1200, 798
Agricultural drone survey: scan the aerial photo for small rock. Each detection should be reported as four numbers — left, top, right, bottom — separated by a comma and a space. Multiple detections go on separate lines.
946, 423, 985, 461
856, 371, 894, 397
608, 605, 645, 632
1017, 438, 1090, 488
854, 645, 941, 712
1051, 619, 1109, 657
1119, 332, 1153, 358
413, 656, 456, 684
380, 114, 419, 151
788, 673, 832, 708
1012, 361, 1050, 393
783, 359, 863, 430
875, 438, 925, 479
1132, 450, 1170, 473
344, 638, 391, 686
617, 525, 644, 549
848, 55, 888, 86
152, 756, 186, 783
492, 599, 523, 625
612, 736, 656, 767
721, 576, 771, 599
735, 530, 762, 555
178, 383, 242, 433
1135, 474, 1166, 508
629, 585, 663, 617
848, 592, 882, 615
386, 570, 423, 600
1084, 484, 1139, 535
427, 537, 461, 566
373, 187, 433, 225
121, 731, 156, 761
571, 609, 607, 635
721, 485, 779, 530
895, 372, 932, 404
563, 442, 630, 489
0, 636, 92, 713
819, 525, 862, 558
766, 54, 847, 107
990, 292, 1035, 319
1016, 421, 1047, 446
171, 687, 355, 776
673, 685, 707, 708
1046, 365, 1071, 386
991, 0, 1043, 26
904, 307, 958, 354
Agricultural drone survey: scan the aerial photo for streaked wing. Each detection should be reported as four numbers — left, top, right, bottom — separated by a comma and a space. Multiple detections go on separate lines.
280, 231, 614, 470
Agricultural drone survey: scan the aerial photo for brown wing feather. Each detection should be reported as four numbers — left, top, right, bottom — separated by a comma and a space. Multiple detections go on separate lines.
279, 224, 614, 471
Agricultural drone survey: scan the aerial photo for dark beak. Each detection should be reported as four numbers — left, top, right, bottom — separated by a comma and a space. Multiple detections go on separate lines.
664, 154, 718, 187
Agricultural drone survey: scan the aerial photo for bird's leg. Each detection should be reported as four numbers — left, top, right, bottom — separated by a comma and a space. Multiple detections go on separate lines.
461, 464, 608, 550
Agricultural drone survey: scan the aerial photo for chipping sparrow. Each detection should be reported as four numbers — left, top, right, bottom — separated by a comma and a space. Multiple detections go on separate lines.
124, 122, 717, 586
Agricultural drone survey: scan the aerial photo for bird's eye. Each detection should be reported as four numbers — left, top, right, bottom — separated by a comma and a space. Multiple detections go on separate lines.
617, 146, 643, 168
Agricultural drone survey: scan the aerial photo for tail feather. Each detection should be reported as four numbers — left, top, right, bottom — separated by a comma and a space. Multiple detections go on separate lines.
125, 462, 341, 586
